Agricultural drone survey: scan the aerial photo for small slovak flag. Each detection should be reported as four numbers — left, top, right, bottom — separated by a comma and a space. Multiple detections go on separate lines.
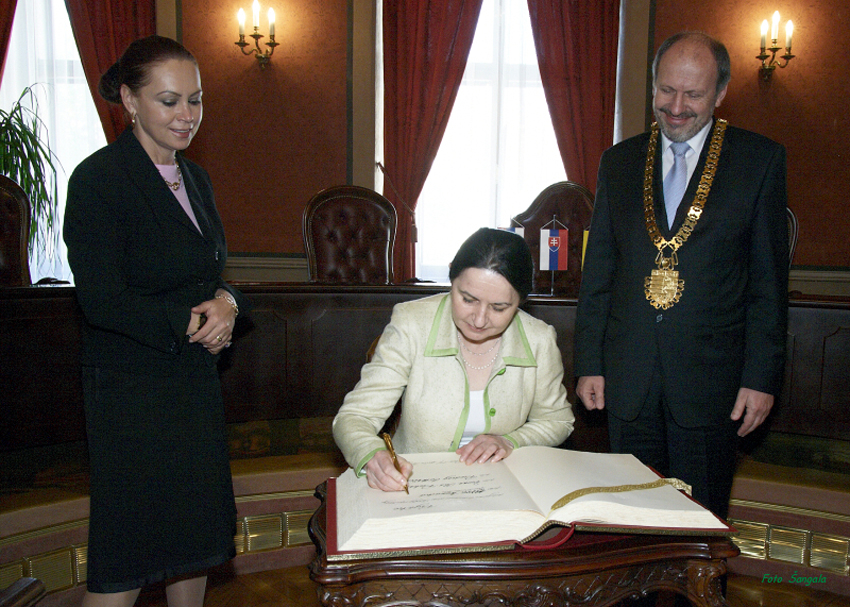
500, 226, 525, 237
540, 228, 568, 271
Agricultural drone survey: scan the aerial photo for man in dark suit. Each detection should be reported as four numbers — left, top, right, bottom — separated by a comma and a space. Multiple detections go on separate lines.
574, 32, 788, 518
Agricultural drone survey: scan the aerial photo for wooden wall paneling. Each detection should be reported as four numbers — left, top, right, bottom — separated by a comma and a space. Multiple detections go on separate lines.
775, 329, 795, 422
299, 289, 444, 419
219, 305, 290, 423
820, 327, 850, 424
2, 286, 849, 454
309, 305, 393, 418
0, 288, 85, 451
523, 300, 609, 454
770, 304, 850, 441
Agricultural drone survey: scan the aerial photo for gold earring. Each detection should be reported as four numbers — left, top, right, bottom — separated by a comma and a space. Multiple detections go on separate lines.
131, 113, 137, 127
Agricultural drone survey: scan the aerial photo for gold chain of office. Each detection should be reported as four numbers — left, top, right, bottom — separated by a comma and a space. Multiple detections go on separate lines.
643, 118, 727, 310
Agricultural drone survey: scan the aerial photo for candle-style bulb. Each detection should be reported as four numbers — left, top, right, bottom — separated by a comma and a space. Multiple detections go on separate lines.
268, 8, 275, 38
771, 11, 780, 42
785, 20, 794, 51
760, 20, 768, 50
237, 8, 245, 37
252, 0, 260, 29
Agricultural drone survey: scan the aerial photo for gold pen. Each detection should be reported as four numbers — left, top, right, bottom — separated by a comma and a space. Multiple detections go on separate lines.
381, 432, 409, 494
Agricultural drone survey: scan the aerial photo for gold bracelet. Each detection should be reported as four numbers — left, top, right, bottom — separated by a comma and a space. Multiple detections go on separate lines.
216, 292, 239, 317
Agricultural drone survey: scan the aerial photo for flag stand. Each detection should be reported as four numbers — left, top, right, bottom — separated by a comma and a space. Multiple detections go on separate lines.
541, 215, 568, 296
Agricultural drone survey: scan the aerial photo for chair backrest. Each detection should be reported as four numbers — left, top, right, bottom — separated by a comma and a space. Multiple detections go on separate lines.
303, 185, 397, 284
787, 206, 799, 269
0, 175, 32, 287
511, 181, 594, 297
0, 577, 45, 607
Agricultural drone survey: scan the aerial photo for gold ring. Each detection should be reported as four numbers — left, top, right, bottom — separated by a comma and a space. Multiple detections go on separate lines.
216, 335, 223, 342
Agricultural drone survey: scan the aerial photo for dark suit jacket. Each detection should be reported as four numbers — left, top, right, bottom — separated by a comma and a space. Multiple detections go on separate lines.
64, 129, 249, 374
574, 121, 788, 427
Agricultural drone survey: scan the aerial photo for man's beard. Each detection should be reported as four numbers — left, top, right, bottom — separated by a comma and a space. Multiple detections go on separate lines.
653, 106, 710, 142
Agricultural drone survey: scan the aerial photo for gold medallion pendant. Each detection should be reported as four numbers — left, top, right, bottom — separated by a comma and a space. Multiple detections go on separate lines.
645, 253, 683, 309
642, 120, 727, 310
645, 269, 682, 309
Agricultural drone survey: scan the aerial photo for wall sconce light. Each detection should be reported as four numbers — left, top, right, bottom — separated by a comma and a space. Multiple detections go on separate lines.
236, 0, 278, 68
757, 11, 795, 80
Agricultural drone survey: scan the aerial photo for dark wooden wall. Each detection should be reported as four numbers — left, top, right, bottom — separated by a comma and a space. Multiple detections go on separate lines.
1, 285, 848, 454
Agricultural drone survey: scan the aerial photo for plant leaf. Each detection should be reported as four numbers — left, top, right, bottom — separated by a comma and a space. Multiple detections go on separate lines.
0, 85, 61, 254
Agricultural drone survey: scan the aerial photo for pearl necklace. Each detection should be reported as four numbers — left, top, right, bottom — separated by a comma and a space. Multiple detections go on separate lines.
462, 351, 499, 370
458, 332, 501, 370
459, 333, 500, 356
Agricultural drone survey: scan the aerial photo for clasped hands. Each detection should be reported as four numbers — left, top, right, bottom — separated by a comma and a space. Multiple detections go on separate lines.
364, 434, 514, 492
186, 289, 237, 355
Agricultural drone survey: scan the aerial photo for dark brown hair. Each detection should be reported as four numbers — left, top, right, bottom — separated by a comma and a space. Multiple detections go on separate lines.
98, 35, 197, 104
449, 228, 534, 300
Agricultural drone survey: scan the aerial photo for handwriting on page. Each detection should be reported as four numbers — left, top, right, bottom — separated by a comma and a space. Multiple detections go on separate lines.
379, 471, 506, 512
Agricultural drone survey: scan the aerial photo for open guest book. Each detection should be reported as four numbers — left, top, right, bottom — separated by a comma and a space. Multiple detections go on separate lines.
327, 446, 733, 560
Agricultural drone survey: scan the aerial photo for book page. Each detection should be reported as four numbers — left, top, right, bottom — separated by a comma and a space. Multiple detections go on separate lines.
336, 452, 543, 552
504, 447, 727, 531
504, 447, 663, 511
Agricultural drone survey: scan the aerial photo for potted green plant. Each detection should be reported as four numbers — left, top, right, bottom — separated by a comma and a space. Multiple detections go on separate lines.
0, 85, 59, 256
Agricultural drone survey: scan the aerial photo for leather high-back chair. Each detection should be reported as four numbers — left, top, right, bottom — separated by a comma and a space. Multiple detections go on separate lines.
0, 175, 32, 287
303, 185, 397, 284
787, 206, 799, 269
511, 181, 594, 297
0, 577, 45, 607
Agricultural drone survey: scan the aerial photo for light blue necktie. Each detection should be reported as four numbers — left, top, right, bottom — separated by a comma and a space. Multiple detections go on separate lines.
663, 142, 691, 229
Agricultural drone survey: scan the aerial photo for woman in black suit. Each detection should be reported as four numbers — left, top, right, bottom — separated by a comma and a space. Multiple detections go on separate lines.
64, 36, 248, 607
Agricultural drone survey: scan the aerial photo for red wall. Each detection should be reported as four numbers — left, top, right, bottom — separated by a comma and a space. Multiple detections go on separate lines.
654, 0, 850, 268
181, 0, 349, 254
178, 0, 848, 269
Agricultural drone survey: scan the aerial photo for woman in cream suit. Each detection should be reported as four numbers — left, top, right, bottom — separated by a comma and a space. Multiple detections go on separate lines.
333, 228, 574, 492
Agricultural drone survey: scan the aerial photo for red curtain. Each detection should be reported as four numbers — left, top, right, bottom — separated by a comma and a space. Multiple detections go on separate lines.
0, 0, 17, 83
527, 0, 620, 193
382, 0, 484, 282
65, 0, 156, 143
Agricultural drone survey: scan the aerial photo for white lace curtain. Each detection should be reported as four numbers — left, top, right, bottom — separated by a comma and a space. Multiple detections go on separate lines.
414, 0, 566, 282
0, 0, 106, 283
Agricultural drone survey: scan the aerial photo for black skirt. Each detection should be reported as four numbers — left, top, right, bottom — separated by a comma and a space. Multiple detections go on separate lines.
83, 347, 236, 593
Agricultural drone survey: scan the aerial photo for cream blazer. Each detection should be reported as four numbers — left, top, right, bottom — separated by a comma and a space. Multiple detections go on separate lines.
332, 293, 575, 473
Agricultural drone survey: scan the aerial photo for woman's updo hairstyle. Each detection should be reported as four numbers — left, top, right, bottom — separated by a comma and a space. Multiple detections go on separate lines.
449, 228, 534, 301
98, 35, 197, 104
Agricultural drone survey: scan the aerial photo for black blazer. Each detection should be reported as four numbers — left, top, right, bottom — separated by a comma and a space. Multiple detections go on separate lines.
574, 121, 788, 427
65, 129, 249, 373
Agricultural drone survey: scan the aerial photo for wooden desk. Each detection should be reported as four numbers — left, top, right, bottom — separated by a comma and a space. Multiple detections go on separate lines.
308, 483, 739, 607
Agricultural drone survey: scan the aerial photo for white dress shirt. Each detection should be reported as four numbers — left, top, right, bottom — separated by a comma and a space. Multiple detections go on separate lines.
660, 119, 714, 187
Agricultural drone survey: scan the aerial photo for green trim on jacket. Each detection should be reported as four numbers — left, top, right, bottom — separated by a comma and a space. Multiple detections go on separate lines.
333, 293, 574, 475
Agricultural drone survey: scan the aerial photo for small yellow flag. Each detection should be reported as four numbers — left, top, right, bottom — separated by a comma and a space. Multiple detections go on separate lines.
581, 229, 590, 271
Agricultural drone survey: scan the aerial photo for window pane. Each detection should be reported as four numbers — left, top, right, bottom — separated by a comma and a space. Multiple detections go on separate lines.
0, 0, 107, 283
415, 0, 565, 282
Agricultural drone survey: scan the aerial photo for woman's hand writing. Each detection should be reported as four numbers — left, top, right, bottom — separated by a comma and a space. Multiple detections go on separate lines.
363, 449, 413, 492
456, 434, 514, 464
